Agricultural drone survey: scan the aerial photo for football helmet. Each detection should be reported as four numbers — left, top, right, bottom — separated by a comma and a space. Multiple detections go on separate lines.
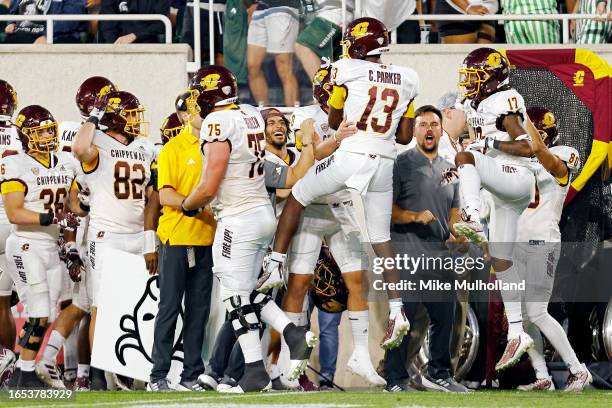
342, 17, 389, 60
309, 246, 348, 314
313, 64, 333, 111
14, 105, 58, 153
160, 112, 183, 145
100, 91, 148, 138
0, 80, 17, 121
187, 65, 238, 119
458, 47, 509, 100
527, 106, 559, 147
75, 76, 117, 119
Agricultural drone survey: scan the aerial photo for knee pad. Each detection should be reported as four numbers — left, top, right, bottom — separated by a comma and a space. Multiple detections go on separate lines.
224, 296, 261, 337
250, 291, 273, 309
18, 318, 47, 351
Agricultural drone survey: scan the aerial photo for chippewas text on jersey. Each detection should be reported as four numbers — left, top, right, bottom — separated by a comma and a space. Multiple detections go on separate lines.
200, 104, 271, 219
1, 151, 79, 241
82, 130, 156, 236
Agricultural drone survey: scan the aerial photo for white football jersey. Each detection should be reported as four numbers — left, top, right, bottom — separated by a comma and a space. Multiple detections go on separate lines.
2, 151, 79, 241
0, 123, 22, 225
200, 104, 271, 219
58, 121, 81, 152
462, 88, 533, 167
331, 58, 419, 158
517, 145, 580, 242
81, 131, 156, 236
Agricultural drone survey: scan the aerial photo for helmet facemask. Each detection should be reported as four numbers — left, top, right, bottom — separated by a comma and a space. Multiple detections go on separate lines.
121, 107, 148, 137
458, 67, 490, 99
23, 120, 59, 154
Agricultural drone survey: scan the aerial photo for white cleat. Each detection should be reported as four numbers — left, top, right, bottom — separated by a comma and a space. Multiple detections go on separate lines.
35, 361, 66, 389
517, 377, 555, 391
0, 347, 16, 385
495, 332, 534, 371
454, 220, 487, 244
564, 364, 593, 392
221, 381, 272, 393
380, 308, 410, 350
347, 351, 386, 386
256, 256, 285, 293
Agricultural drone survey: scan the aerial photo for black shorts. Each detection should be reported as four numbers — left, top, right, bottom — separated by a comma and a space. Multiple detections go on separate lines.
436, 0, 493, 37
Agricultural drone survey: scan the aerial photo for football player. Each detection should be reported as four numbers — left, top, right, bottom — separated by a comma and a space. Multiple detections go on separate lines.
279, 64, 385, 386
2, 105, 80, 388
259, 17, 419, 351
36, 77, 120, 391
485, 107, 592, 390
0, 79, 21, 385
71, 90, 158, 380
181, 65, 318, 393
451, 47, 537, 369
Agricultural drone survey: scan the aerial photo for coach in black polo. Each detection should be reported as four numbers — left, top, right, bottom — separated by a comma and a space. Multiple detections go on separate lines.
383, 105, 468, 393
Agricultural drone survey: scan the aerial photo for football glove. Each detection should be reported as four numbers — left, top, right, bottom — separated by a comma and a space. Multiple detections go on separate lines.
63, 241, 84, 282
440, 167, 459, 186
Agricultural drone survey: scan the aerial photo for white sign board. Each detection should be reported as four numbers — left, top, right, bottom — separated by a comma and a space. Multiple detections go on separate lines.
91, 247, 183, 384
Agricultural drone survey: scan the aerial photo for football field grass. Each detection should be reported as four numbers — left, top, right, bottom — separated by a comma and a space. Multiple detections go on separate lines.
1, 390, 611, 408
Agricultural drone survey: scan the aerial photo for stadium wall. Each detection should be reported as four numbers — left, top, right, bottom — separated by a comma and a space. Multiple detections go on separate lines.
385, 44, 612, 107
0, 44, 190, 143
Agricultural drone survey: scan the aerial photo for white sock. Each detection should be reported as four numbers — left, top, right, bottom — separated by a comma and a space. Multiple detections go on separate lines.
77, 364, 90, 378
65, 328, 78, 372
19, 358, 35, 372
237, 330, 263, 364
270, 251, 287, 263
259, 299, 291, 333
388, 298, 403, 318
285, 311, 307, 327
531, 313, 581, 374
457, 163, 481, 220
348, 310, 369, 352
42, 330, 65, 363
496, 267, 523, 338
525, 322, 549, 379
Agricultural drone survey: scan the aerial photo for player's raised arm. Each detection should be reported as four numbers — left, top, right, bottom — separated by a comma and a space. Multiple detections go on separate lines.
72, 95, 106, 163
525, 116, 568, 179
396, 101, 416, 145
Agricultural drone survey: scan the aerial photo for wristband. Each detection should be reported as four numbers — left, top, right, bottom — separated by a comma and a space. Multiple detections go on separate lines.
181, 199, 200, 217
87, 116, 99, 127
493, 139, 500, 149
79, 201, 90, 213
39, 212, 54, 226
143, 230, 157, 254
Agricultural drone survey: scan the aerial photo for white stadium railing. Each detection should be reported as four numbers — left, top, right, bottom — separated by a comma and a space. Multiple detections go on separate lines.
0, 14, 173, 44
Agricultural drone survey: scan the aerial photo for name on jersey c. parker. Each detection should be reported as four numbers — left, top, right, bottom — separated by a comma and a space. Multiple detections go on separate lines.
368, 70, 402, 85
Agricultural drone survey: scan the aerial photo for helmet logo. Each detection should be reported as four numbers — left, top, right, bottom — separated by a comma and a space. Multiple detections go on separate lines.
15, 114, 25, 127
486, 52, 503, 69
201, 73, 221, 90
315, 69, 328, 84
350, 22, 370, 39
573, 70, 585, 87
98, 85, 112, 97
542, 112, 556, 128
108, 97, 122, 111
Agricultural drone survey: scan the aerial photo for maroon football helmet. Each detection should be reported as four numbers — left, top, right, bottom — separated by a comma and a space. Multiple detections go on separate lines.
313, 65, 333, 112
160, 112, 183, 145
342, 17, 389, 60
14, 105, 58, 153
527, 106, 559, 147
100, 91, 148, 138
0, 80, 17, 121
75, 76, 117, 119
187, 65, 238, 119
309, 246, 348, 314
458, 47, 510, 100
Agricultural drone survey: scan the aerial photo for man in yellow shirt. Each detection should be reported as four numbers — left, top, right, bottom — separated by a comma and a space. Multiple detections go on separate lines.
149, 96, 217, 392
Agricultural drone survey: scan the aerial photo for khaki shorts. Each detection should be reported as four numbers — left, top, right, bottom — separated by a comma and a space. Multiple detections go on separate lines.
247, 7, 299, 53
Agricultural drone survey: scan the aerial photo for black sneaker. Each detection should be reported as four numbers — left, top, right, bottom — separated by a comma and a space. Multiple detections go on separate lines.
175, 379, 205, 391
216, 375, 238, 392
384, 383, 416, 392
222, 361, 271, 393
319, 379, 334, 391
90, 367, 107, 391
18, 369, 47, 388
421, 374, 470, 393
147, 378, 173, 392
6, 367, 21, 389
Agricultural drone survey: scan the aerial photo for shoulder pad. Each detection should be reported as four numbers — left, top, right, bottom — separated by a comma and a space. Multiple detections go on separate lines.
550, 145, 580, 171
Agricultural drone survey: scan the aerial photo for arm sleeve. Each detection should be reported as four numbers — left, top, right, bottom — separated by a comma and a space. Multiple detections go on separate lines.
264, 160, 289, 189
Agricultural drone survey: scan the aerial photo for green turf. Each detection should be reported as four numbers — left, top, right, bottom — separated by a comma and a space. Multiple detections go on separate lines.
1, 390, 611, 408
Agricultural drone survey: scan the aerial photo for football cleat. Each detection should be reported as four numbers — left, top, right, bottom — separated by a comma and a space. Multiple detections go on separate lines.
454, 220, 487, 244
197, 372, 220, 391
216, 375, 237, 392
564, 364, 592, 392
380, 307, 410, 350
221, 361, 271, 393
73, 376, 90, 391
347, 351, 387, 386
19, 369, 48, 388
257, 255, 286, 293
285, 326, 318, 381
0, 348, 16, 387
35, 361, 66, 389
495, 331, 534, 371
517, 377, 555, 391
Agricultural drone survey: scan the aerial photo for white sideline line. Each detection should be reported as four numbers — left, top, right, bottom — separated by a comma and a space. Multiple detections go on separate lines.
13, 392, 361, 408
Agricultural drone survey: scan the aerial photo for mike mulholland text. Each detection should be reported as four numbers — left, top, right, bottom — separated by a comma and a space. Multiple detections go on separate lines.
372, 279, 526, 292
